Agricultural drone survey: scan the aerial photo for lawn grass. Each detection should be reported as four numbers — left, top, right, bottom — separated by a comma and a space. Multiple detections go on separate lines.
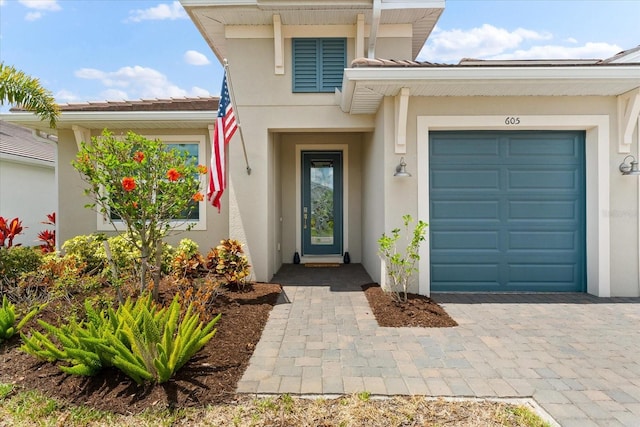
0, 382, 551, 426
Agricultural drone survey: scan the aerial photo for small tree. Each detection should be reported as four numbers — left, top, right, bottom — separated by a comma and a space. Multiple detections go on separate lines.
72, 130, 206, 297
378, 215, 428, 303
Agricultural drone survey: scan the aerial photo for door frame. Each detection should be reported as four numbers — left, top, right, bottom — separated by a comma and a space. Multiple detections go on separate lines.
296, 144, 349, 263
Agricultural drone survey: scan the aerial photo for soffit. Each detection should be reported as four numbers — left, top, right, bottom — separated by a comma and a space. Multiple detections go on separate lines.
343, 66, 640, 114
183, 1, 443, 62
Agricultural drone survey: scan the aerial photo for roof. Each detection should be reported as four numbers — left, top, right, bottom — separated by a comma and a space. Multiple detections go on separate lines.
4, 97, 219, 133
602, 45, 640, 64
0, 121, 55, 164
9, 97, 219, 113
342, 55, 640, 114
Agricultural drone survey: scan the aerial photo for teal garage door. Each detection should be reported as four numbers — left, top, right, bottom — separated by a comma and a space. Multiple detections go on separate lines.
429, 131, 586, 292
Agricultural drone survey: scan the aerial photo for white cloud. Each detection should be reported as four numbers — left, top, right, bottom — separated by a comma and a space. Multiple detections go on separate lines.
184, 50, 211, 66
489, 42, 622, 60
418, 24, 552, 62
76, 65, 211, 101
54, 89, 81, 103
126, 1, 187, 23
0, 0, 6, 7
19, 0, 60, 11
25, 11, 42, 21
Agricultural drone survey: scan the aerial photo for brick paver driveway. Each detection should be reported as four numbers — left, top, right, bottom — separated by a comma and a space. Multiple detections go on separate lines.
238, 265, 640, 426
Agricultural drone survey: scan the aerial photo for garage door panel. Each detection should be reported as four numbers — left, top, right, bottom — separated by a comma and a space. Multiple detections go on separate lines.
432, 231, 499, 250
508, 170, 577, 190
431, 169, 499, 189
509, 200, 577, 220
507, 136, 579, 157
430, 131, 585, 293
432, 200, 500, 219
509, 231, 576, 250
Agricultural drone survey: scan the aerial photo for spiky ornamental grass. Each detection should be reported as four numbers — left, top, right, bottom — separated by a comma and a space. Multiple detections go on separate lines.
20, 294, 220, 384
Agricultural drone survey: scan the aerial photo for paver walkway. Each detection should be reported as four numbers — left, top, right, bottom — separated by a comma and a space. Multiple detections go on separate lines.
238, 264, 640, 426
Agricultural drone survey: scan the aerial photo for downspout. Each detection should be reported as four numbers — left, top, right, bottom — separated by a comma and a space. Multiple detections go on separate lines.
368, 0, 381, 58
31, 129, 59, 252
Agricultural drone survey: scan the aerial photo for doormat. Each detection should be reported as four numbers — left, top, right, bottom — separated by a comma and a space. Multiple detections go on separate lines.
305, 263, 341, 268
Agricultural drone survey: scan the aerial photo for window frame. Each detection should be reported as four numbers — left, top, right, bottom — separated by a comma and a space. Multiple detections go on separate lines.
96, 134, 207, 232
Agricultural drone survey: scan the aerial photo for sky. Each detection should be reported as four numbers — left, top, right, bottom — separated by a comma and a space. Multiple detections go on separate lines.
0, 0, 638, 108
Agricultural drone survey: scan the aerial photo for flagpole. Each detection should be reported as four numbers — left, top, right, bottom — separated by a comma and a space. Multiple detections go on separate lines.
223, 59, 251, 175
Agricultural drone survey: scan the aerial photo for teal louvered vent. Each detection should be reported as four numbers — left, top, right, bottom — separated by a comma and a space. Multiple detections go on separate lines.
293, 38, 346, 93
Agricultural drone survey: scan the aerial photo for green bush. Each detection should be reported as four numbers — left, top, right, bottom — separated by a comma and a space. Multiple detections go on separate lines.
61, 234, 105, 275
0, 246, 43, 295
21, 293, 220, 384
0, 296, 42, 344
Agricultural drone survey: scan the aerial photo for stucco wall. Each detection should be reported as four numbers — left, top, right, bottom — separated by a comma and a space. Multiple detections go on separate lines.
56, 128, 229, 253
0, 158, 56, 247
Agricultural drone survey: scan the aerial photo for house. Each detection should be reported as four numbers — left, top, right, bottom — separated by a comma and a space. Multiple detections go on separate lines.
0, 121, 56, 246
2, 0, 640, 297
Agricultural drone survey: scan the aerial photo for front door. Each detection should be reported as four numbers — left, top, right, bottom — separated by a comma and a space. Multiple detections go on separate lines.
302, 151, 343, 256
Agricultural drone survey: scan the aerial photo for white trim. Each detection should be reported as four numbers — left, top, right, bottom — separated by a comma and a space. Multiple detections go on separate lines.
225, 23, 412, 39
295, 144, 349, 262
96, 134, 208, 232
356, 14, 365, 59
618, 88, 640, 152
72, 125, 91, 151
394, 87, 409, 153
273, 14, 284, 75
417, 115, 610, 297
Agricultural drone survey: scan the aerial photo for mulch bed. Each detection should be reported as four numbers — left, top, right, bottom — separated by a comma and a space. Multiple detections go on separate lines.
1, 281, 458, 415
362, 284, 458, 327
0, 283, 282, 415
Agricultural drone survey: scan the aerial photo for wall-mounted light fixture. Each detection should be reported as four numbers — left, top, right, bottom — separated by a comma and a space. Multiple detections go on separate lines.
619, 155, 640, 175
394, 157, 411, 177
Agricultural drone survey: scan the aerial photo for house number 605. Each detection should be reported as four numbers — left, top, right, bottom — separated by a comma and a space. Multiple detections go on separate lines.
505, 117, 521, 125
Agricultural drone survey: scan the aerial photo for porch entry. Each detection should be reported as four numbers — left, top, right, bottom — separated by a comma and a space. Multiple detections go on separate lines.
301, 151, 343, 256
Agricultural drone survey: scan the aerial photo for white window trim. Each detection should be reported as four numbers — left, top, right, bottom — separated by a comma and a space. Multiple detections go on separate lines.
97, 134, 207, 232
417, 115, 611, 297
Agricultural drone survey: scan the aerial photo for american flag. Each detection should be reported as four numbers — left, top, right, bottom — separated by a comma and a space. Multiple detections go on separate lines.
208, 72, 238, 212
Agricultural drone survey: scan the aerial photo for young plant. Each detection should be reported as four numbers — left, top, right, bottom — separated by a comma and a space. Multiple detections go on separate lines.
72, 130, 207, 297
378, 215, 428, 303
0, 296, 42, 344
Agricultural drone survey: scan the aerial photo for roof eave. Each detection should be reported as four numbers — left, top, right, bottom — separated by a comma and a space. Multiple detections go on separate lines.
340, 65, 640, 114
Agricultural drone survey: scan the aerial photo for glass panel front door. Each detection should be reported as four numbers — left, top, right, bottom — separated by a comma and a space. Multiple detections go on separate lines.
302, 151, 343, 255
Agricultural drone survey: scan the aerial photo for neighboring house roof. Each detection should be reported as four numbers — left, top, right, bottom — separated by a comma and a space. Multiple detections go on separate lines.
0, 121, 55, 165
602, 45, 640, 64
5, 97, 219, 132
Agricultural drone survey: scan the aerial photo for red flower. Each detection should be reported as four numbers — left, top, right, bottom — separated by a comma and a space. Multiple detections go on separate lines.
122, 177, 136, 192
167, 168, 181, 181
192, 192, 204, 202
132, 201, 139, 209
133, 151, 145, 163
197, 165, 207, 174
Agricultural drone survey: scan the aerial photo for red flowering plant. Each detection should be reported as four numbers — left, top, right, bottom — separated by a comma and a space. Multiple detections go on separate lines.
72, 130, 206, 296
0, 216, 24, 248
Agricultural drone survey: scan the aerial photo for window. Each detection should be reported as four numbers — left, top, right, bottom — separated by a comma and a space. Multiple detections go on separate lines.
292, 38, 346, 93
98, 135, 207, 231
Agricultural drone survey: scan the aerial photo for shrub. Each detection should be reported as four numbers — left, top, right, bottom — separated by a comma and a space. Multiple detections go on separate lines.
0, 216, 24, 248
21, 293, 220, 384
0, 246, 43, 297
378, 215, 428, 303
61, 234, 105, 275
171, 239, 207, 279
0, 296, 42, 344
206, 239, 251, 288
